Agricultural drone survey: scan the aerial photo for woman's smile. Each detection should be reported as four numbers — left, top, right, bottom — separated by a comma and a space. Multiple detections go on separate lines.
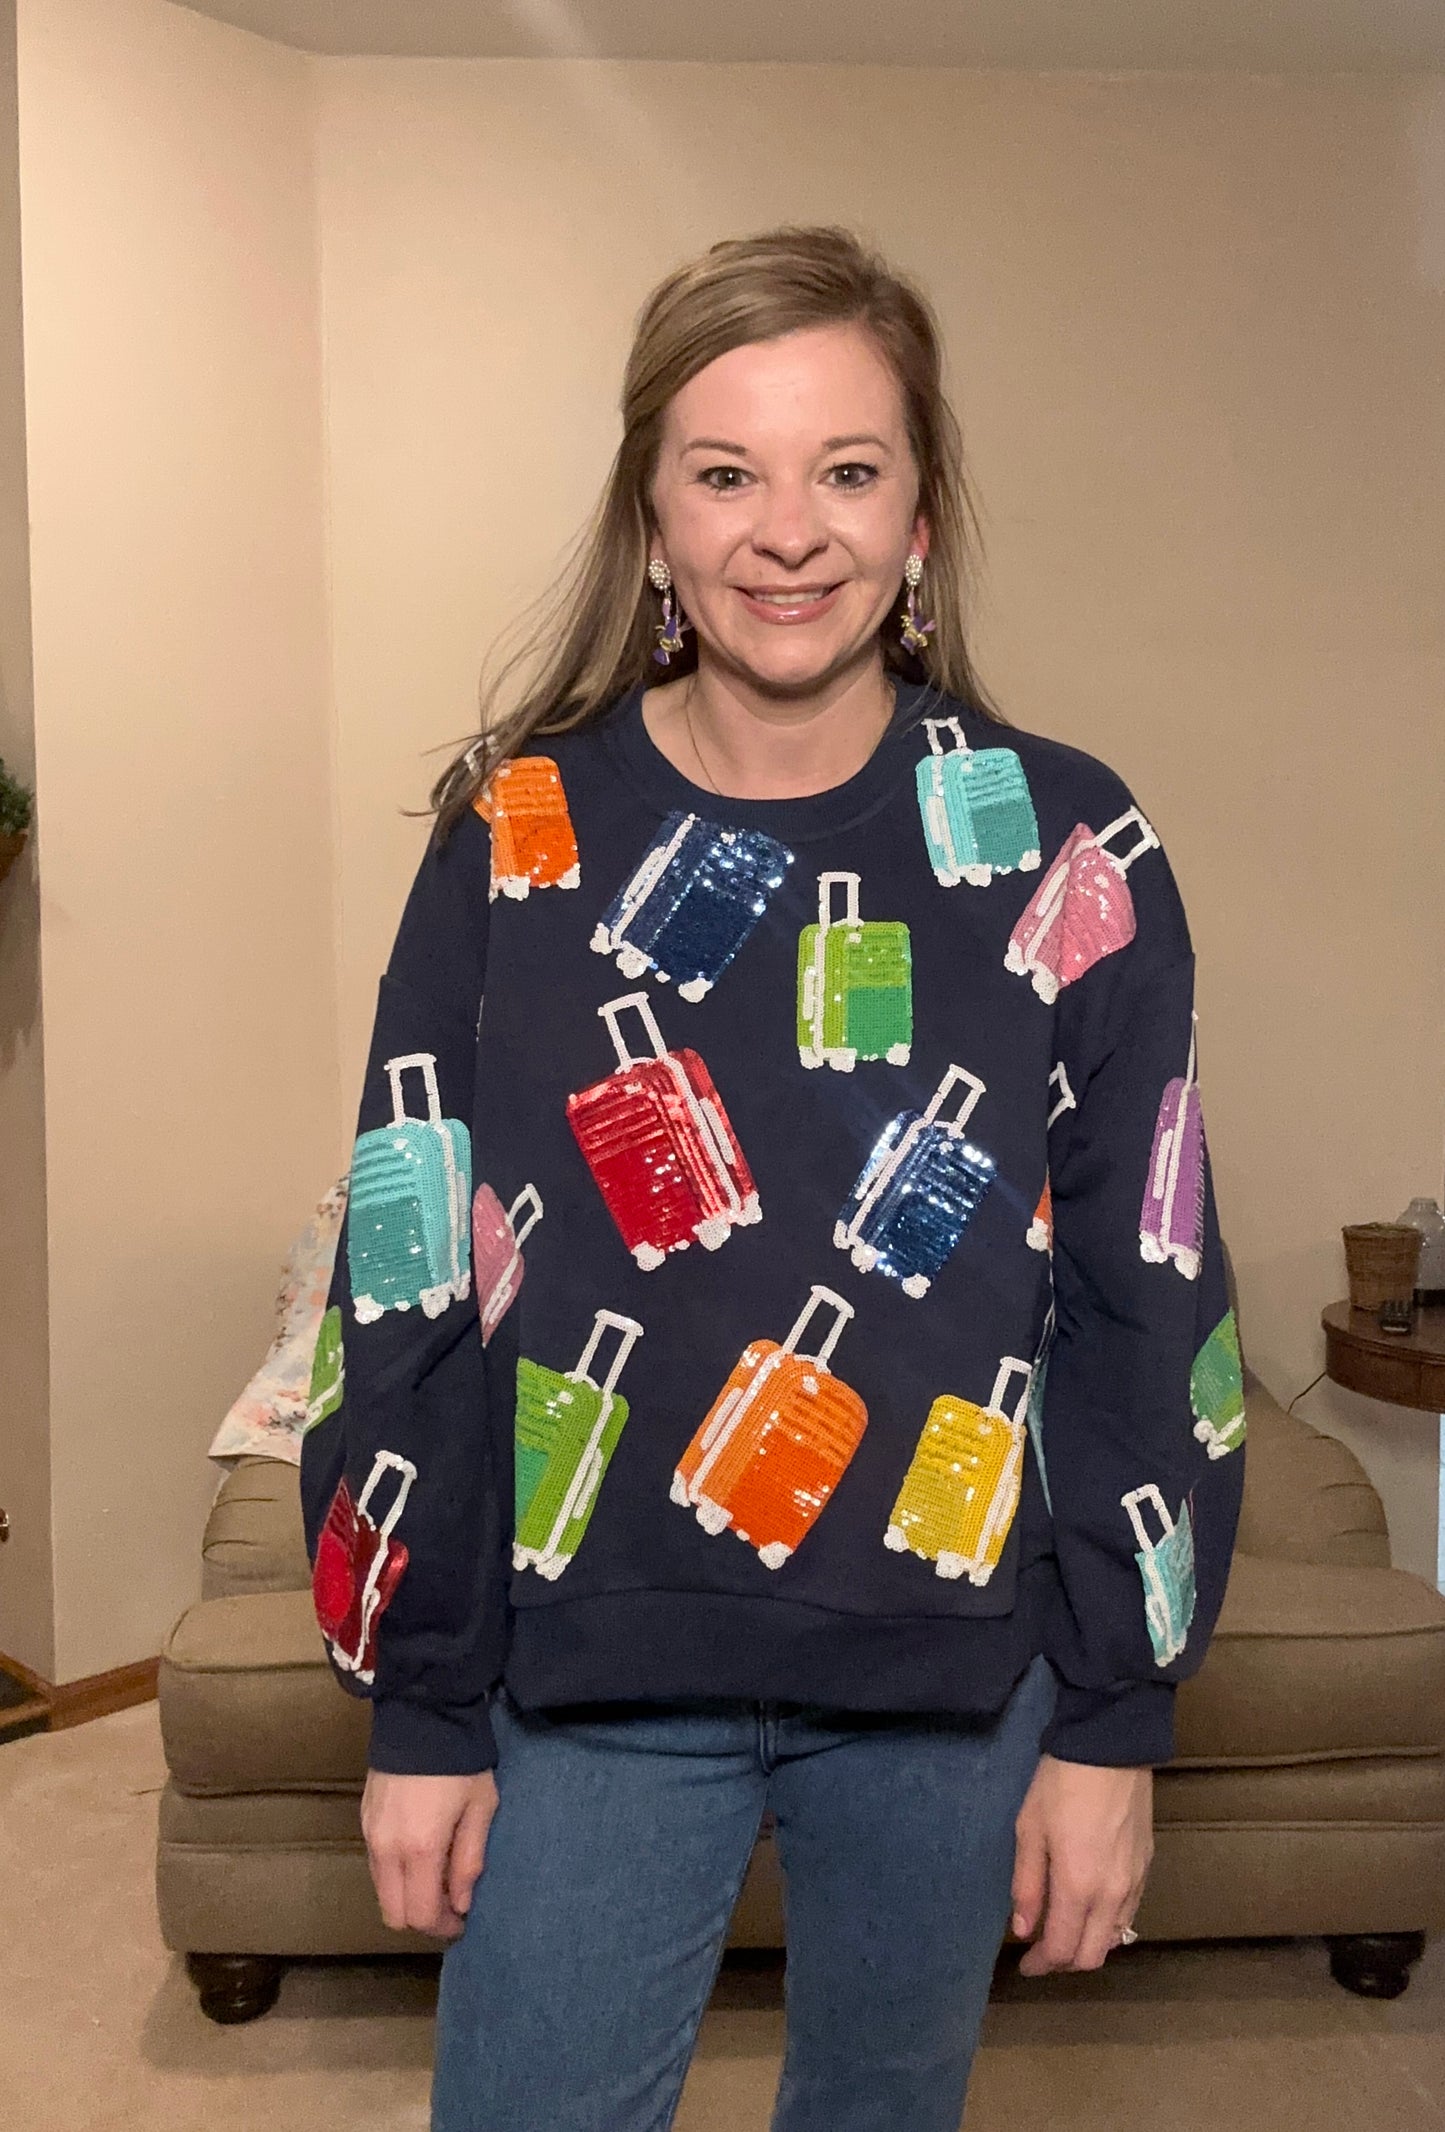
734, 581, 846, 624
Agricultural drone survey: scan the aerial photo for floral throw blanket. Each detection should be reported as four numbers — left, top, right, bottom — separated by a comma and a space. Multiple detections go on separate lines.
208, 1177, 349, 1469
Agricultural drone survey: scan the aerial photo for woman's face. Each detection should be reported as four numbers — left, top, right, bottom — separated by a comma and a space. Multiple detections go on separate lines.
649, 322, 929, 696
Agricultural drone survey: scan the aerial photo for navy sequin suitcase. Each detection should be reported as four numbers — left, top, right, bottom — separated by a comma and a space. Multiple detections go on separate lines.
834, 1064, 997, 1297
591, 810, 793, 1001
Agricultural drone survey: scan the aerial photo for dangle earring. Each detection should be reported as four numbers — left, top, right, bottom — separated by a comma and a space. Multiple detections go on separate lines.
647, 558, 689, 665
900, 552, 936, 655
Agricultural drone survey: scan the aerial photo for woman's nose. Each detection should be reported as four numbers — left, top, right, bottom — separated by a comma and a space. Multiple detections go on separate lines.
750, 481, 829, 567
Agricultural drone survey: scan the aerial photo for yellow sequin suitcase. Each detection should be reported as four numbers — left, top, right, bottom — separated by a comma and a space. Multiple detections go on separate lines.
884, 1355, 1034, 1584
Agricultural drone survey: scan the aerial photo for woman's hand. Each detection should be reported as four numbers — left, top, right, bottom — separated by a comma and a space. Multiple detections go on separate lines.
361, 1769, 500, 1940
1010, 1752, 1153, 1974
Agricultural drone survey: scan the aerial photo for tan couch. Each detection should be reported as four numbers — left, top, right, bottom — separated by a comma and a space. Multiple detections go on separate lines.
156, 1261, 1445, 2023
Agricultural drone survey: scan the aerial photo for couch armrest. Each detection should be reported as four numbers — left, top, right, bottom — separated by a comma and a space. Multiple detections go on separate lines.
1234, 1371, 1391, 1569
202, 1455, 313, 1600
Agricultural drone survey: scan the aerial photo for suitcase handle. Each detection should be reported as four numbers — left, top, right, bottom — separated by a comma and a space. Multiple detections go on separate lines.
611, 813, 695, 943
781, 1284, 854, 1372
384, 1052, 444, 1127
818, 870, 862, 929
987, 1355, 1035, 1423
923, 716, 969, 757
1121, 1482, 1174, 1554
922, 1063, 987, 1134
1047, 1060, 1077, 1128
571, 1309, 644, 1398
1091, 806, 1160, 874
507, 1184, 544, 1249
354, 1449, 418, 1544
598, 991, 668, 1071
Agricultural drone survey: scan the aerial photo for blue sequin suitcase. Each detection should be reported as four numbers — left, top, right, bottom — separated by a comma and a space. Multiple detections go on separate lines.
915, 716, 1041, 888
833, 1064, 997, 1297
591, 810, 793, 1001
348, 1052, 472, 1325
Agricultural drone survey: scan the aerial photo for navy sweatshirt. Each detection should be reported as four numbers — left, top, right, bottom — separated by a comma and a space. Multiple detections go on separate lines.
298, 678, 1245, 1776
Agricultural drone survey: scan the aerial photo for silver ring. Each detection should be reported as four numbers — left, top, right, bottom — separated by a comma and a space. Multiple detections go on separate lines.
1117, 1925, 1139, 1946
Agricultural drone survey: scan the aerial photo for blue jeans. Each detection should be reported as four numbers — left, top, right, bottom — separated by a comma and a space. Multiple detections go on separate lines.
431, 1652, 1058, 2132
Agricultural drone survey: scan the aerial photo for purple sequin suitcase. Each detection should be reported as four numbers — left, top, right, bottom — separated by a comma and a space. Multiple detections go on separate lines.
1139, 1012, 1206, 1279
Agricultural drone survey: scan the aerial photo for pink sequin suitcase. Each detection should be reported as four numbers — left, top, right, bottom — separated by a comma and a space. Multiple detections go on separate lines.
472, 1182, 544, 1344
567, 991, 761, 1270
1139, 1011, 1206, 1278
1004, 807, 1159, 1002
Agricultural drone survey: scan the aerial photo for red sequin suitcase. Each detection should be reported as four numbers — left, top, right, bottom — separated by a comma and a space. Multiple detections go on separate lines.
312, 1448, 416, 1684
567, 991, 761, 1270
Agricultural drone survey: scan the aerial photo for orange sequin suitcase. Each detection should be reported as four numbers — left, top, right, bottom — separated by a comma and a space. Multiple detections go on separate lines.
671, 1285, 868, 1569
473, 754, 580, 902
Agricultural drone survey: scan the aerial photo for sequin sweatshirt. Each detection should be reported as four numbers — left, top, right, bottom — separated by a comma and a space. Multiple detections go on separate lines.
298, 679, 1245, 1777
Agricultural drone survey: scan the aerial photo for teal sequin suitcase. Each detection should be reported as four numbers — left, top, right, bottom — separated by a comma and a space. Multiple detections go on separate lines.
1122, 1483, 1197, 1666
348, 1052, 472, 1324
915, 716, 1041, 887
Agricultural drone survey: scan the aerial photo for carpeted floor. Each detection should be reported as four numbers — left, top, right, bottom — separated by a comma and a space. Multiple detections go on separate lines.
3, 1702, 1443, 2131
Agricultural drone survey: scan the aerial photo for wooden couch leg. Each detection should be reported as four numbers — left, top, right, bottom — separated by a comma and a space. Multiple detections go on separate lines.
185, 1951, 284, 2023
1325, 1931, 1427, 1999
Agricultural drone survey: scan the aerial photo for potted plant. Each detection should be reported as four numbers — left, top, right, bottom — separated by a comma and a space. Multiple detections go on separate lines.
0, 757, 34, 885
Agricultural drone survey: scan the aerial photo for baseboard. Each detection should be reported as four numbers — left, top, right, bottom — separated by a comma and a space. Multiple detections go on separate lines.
0, 1651, 159, 1737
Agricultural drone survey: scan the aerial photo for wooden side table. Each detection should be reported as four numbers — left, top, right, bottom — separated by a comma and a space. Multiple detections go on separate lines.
1321, 1301, 1445, 1412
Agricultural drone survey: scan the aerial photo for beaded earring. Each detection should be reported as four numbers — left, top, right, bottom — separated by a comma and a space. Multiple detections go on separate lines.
647, 558, 689, 665
900, 552, 936, 655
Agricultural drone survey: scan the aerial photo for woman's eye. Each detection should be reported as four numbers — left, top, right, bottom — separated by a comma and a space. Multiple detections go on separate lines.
827, 462, 880, 490
699, 465, 751, 491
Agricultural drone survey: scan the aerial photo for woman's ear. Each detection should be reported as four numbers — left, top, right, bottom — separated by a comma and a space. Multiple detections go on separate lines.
911, 513, 931, 563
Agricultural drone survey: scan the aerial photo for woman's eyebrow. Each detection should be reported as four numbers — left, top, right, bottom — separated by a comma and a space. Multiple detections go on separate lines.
680, 432, 893, 456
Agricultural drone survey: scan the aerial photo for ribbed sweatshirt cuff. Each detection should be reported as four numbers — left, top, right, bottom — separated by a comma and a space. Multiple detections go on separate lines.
367, 1693, 498, 1776
1039, 1677, 1177, 1767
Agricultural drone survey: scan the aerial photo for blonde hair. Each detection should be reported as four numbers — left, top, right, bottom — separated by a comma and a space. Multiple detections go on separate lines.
432, 224, 1009, 835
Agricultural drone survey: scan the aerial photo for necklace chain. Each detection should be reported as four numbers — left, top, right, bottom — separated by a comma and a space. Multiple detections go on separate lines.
678, 675, 899, 802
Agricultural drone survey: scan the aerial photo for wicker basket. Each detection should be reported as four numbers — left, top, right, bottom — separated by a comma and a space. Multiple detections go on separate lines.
1342, 1223, 1423, 1310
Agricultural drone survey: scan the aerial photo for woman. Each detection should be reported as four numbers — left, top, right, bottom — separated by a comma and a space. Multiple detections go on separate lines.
300, 225, 1244, 2132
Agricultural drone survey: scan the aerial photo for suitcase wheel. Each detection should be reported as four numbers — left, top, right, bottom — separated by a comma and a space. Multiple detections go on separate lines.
1021, 848, 1041, 870
633, 1243, 667, 1270
695, 1216, 729, 1250
799, 1048, 824, 1070
850, 1241, 879, 1274
419, 1284, 452, 1319
677, 976, 711, 1003
1030, 967, 1060, 1005
1139, 1232, 1168, 1265
1027, 1221, 1051, 1252
934, 1551, 967, 1580
589, 922, 612, 954
885, 1043, 910, 1066
499, 875, 531, 901
883, 1524, 908, 1553
1003, 942, 1027, 975
695, 1497, 729, 1536
669, 1469, 690, 1507
558, 864, 580, 889
617, 944, 649, 979
536, 1555, 568, 1581
1173, 1247, 1202, 1280
352, 1294, 383, 1326
758, 1541, 792, 1570
902, 1273, 931, 1299
739, 1193, 762, 1226
962, 864, 993, 887
827, 1050, 857, 1074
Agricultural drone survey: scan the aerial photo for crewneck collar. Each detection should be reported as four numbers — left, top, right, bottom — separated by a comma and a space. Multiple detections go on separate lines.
597, 675, 967, 844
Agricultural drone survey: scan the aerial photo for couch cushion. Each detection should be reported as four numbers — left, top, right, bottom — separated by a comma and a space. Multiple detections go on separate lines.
160, 1589, 370, 1791
1171, 1551, 1445, 1765
202, 1457, 312, 1600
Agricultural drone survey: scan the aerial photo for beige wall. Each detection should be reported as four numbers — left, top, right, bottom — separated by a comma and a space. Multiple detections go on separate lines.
12, 0, 338, 1679
0, 0, 53, 1676
317, 61, 1445, 1570
3, 15, 1441, 1680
